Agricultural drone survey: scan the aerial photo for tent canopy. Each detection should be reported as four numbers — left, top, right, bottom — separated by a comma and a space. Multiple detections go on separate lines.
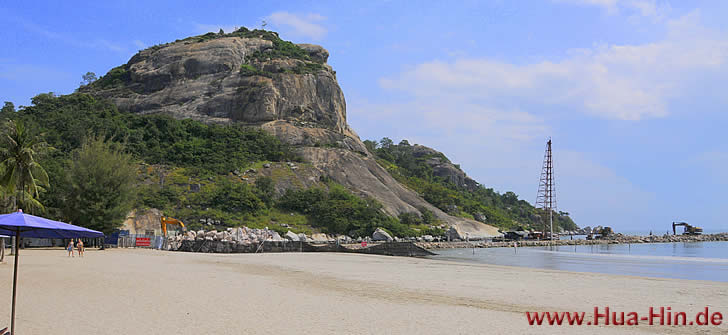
0, 211, 104, 238
0, 210, 104, 335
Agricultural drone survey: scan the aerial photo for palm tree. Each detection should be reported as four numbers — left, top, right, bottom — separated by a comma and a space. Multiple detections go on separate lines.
0, 182, 4, 262
0, 120, 49, 213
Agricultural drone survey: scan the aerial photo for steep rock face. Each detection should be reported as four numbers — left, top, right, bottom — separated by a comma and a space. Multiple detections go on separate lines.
88, 36, 352, 137
121, 209, 163, 235
89, 32, 501, 238
298, 147, 491, 231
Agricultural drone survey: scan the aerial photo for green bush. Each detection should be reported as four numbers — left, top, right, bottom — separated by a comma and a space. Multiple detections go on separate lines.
17, 93, 298, 175
94, 65, 131, 89
239, 63, 273, 77
278, 183, 416, 237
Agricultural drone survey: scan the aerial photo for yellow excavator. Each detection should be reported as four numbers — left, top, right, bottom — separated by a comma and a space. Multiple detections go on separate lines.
672, 222, 703, 235
160, 216, 186, 237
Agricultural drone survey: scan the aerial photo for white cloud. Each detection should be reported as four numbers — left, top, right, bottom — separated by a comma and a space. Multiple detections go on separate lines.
349, 96, 654, 229
97, 39, 124, 52
350, 10, 728, 228
133, 40, 146, 50
379, 11, 728, 121
0, 62, 73, 82
12, 16, 128, 53
266, 12, 327, 40
555, 0, 666, 18
556, 151, 655, 226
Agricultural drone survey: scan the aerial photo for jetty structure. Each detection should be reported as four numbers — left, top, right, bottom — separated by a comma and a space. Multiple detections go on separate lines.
536, 138, 556, 240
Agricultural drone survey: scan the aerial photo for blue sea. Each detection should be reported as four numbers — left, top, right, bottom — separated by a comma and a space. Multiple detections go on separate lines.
430, 241, 728, 282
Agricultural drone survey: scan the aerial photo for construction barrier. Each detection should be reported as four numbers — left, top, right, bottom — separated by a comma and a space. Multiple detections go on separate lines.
135, 237, 151, 247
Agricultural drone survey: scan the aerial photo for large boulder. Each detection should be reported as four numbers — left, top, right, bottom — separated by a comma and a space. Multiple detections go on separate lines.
447, 222, 502, 240
120, 208, 163, 235
336, 235, 352, 243
285, 231, 300, 241
372, 228, 393, 242
310, 233, 328, 242
297, 43, 329, 63
270, 232, 283, 241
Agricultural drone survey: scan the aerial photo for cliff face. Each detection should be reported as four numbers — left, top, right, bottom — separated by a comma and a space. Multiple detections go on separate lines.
87, 30, 500, 238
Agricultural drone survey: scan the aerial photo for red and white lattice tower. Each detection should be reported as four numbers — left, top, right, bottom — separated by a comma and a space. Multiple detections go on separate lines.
536, 138, 556, 240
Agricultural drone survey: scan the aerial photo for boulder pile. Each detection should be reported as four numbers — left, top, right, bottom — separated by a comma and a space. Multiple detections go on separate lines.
170, 227, 283, 246
169, 227, 359, 246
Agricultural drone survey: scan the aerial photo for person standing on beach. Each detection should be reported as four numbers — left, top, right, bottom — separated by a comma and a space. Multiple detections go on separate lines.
77, 239, 84, 257
67, 240, 75, 257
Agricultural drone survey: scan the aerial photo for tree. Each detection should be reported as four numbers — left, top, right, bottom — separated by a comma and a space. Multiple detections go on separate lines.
418, 206, 437, 225
61, 136, 136, 234
80, 72, 98, 86
398, 212, 421, 225
362, 140, 377, 154
0, 120, 49, 213
502, 191, 518, 205
209, 179, 263, 213
0, 102, 15, 119
254, 176, 275, 206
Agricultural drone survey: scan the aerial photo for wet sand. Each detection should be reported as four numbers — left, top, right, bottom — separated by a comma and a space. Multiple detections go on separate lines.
1, 248, 727, 334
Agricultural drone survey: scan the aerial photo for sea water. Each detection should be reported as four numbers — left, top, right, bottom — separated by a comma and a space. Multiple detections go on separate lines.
430, 241, 728, 282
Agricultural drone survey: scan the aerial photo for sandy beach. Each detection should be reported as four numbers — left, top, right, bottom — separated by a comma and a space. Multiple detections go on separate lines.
1, 249, 727, 334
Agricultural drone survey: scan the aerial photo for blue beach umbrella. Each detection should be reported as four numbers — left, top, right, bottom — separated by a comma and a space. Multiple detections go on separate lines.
0, 210, 104, 334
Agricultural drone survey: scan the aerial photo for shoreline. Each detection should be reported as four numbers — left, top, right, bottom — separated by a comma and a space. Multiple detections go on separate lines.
415, 232, 728, 249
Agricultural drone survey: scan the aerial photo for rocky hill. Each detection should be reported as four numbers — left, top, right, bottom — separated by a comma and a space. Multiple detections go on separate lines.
79, 28, 518, 238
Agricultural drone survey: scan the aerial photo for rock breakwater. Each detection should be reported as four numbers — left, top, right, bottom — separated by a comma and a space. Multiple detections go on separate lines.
417, 233, 728, 249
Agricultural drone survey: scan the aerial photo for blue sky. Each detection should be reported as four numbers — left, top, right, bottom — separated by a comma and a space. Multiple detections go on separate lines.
1, 1, 727, 232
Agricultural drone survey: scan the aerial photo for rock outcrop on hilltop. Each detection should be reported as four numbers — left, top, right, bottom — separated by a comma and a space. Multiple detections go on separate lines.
86, 29, 501, 239
411, 145, 479, 190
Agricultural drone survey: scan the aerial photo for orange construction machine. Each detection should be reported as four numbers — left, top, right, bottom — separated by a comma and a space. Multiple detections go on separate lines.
160, 216, 186, 237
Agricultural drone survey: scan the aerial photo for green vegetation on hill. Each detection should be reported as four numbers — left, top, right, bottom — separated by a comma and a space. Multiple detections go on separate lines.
277, 183, 426, 237
19, 93, 297, 175
364, 138, 577, 231
93, 65, 131, 89
1, 93, 432, 237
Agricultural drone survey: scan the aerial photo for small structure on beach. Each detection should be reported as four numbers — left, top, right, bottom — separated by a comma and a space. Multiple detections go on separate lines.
0, 210, 104, 335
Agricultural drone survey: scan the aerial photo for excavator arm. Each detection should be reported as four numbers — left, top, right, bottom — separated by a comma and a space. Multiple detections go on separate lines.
160, 216, 186, 236
672, 222, 687, 235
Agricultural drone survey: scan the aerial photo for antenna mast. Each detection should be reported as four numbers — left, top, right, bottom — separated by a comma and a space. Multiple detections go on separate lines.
536, 138, 556, 240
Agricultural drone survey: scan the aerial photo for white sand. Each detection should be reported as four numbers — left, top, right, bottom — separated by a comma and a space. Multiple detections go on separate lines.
1, 249, 727, 334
